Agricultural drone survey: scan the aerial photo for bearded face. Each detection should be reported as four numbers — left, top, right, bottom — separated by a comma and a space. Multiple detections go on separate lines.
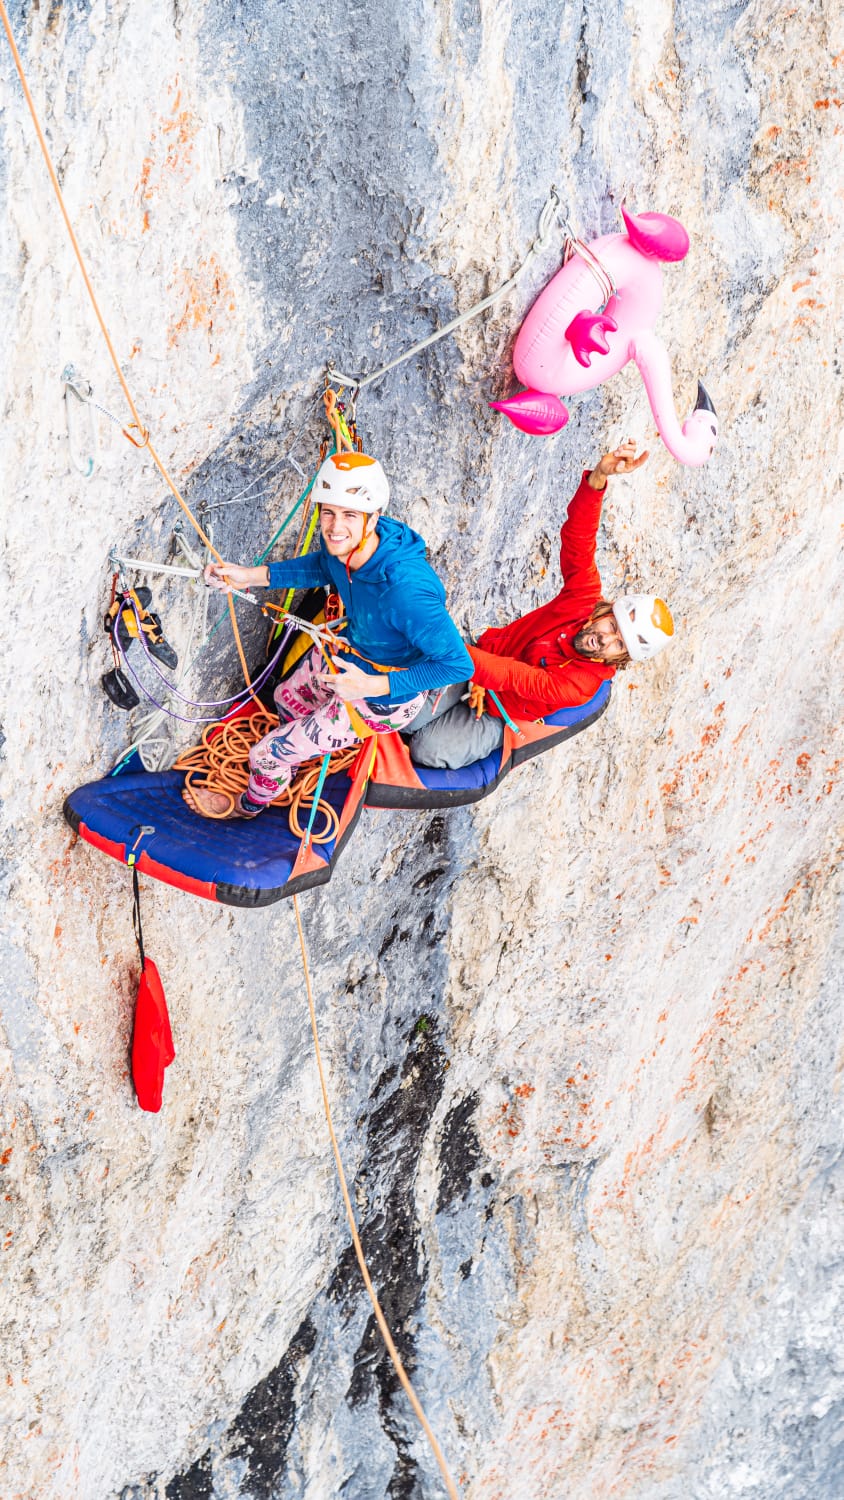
573, 609, 628, 662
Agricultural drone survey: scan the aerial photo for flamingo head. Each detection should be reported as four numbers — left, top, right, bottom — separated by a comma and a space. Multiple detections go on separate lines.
678, 381, 719, 465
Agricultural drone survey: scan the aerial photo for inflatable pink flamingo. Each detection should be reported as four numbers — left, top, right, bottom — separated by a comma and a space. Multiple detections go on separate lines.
490, 205, 718, 467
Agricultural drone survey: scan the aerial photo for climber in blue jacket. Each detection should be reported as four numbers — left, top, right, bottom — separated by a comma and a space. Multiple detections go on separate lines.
185, 451, 473, 817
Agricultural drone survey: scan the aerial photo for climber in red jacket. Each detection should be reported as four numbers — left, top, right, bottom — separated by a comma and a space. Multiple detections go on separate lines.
408, 440, 675, 769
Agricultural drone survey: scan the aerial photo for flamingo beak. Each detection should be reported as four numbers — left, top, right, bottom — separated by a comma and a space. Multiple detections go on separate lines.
695, 381, 716, 416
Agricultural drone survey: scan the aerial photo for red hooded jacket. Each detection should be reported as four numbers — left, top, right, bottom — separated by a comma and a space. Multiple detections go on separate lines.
468, 471, 616, 720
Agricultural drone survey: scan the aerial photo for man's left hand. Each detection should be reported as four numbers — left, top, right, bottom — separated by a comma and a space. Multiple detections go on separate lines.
590, 439, 649, 487
466, 683, 486, 719
319, 658, 389, 700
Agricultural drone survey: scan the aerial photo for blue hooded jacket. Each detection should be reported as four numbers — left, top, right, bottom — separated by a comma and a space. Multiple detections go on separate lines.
267, 516, 472, 712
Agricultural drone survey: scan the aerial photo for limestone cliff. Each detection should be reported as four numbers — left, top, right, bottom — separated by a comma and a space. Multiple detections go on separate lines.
0, 1, 842, 1497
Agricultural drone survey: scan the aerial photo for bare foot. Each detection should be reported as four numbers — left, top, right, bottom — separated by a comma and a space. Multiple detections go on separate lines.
182, 784, 238, 819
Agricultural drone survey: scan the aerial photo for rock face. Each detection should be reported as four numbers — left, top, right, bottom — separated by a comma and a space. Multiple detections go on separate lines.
0, 1, 842, 1497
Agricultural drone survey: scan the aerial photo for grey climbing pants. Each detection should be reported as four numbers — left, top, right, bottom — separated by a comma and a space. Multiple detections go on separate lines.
406, 681, 505, 770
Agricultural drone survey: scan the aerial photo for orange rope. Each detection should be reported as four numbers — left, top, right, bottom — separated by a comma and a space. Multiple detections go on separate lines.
323, 387, 356, 454
173, 710, 358, 842
291, 489, 315, 555
0, 1, 260, 704
292, 895, 460, 1499
4, 21, 456, 1480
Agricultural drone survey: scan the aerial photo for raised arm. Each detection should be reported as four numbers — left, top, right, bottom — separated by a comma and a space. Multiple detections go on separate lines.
560, 441, 649, 597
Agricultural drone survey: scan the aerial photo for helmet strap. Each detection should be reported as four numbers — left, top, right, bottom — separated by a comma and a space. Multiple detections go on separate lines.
344, 513, 376, 577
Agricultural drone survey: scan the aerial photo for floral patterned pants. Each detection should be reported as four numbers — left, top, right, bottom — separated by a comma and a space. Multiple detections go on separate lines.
244, 645, 427, 808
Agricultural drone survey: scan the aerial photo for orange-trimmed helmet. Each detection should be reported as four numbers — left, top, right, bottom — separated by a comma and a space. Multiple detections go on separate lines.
613, 595, 674, 662
315, 452, 389, 514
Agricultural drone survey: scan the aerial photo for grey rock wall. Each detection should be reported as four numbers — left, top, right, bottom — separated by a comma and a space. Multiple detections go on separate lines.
0, 0, 842, 1497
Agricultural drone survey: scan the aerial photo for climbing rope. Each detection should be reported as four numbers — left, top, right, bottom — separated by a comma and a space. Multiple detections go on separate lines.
173, 711, 358, 842
293, 895, 460, 1499
327, 186, 565, 393
323, 385, 361, 453
0, 1, 261, 705
4, 23, 461, 1476
563, 218, 616, 304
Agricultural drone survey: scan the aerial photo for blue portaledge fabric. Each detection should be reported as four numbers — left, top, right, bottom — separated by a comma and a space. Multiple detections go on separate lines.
67, 683, 611, 904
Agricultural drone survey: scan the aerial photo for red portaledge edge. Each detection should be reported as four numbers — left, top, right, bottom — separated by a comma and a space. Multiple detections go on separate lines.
76, 820, 219, 903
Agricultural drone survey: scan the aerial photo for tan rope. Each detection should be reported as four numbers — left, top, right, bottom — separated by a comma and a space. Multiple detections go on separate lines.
4, 17, 457, 1484
292, 895, 460, 1499
0, 1, 260, 703
173, 710, 358, 841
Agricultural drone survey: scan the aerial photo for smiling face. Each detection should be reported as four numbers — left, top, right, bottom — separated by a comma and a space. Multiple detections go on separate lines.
319, 504, 377, 560
573, 608, 628, 662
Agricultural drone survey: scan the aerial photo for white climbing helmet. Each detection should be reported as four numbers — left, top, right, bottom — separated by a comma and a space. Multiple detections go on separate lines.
315, 451, 390, 514
613, 595, 675, 662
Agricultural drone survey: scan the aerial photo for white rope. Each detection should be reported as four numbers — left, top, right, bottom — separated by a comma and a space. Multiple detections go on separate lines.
327, 186, 565, 393
566, 224, 616, 303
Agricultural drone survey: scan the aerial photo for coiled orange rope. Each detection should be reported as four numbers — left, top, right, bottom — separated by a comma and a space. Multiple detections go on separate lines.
173, 711, 358, 842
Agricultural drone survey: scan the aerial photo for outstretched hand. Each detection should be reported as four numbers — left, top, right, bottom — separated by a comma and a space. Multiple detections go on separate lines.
591, 439, 649, 485
203, 562, 268, 593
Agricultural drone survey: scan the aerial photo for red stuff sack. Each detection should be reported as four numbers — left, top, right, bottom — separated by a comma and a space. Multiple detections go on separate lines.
131, 957, 175, 1113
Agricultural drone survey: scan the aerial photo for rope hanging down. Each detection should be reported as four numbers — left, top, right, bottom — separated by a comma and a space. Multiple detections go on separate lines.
328, 186, 564, 392
293, 896, 460, 1499
0, 0, 260, 705
5, 10, 469, 1482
